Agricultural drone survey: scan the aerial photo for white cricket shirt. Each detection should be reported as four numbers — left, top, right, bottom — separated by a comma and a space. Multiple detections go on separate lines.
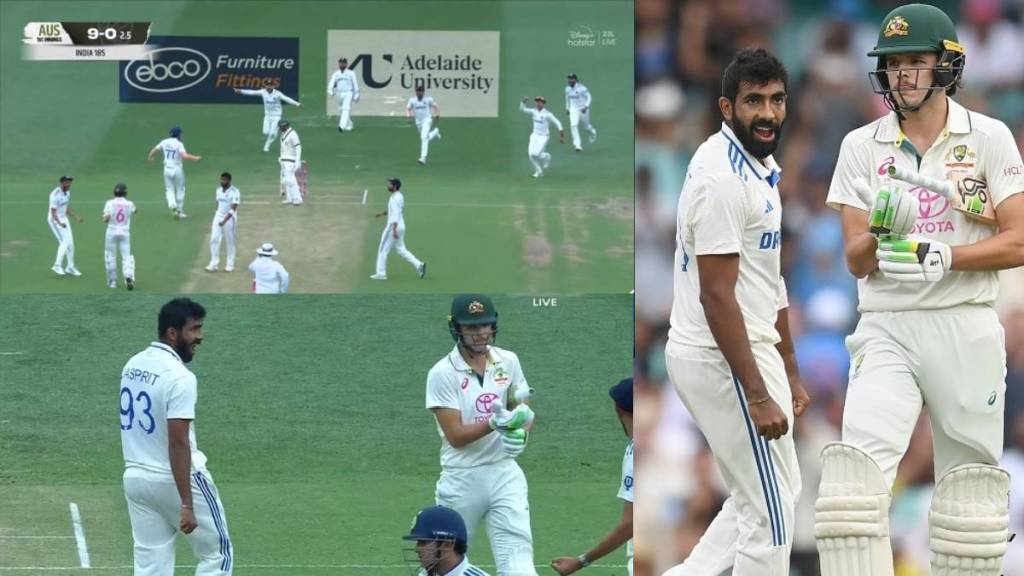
214, 185, 240, 217
387, 191, 405, 227
519, 102, 563, 137
120, 342, 208, 475
104, 197, 137, 234
48, 187, 69, 221
239, 88, 297, 116
426, 345, 529, 469
669, 122, 786, 347
249, 257, 289, 294
619, 441, 634, 574
565, 83, 592, 110
827, 98, 1024, 312
280, 128, 301, 163
416, 557, 491, 576
328, 69, 358, 95
157, 138, 185, 169
407, 95, 435, 123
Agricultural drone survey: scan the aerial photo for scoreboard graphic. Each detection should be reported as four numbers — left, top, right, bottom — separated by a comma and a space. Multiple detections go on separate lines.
22, 22, 152, 60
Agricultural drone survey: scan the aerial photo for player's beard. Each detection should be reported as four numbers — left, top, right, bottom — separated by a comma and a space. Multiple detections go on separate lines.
731, 117, 783, 160
174, 338, 198, 363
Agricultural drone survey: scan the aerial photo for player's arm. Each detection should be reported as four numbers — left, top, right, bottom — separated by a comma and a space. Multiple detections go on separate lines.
234, 88, 261, 96
147, 145, 160, 162
278, 266, 290, 293
519, 98, 530, 113
774, 288, 810, 417
50, 205, 64, 226
838, 206, 879, 278
279, 92, 300, 107
181, 148, 201, 162
552, 500, 633, 575
293, 142, 302, 165
351, 71, 360, 101
327, 72, 336, 96
66, 206, 83, 223
431, 102, 440, 123
550, 112, 565, 142
167, 418, 197, 534
947, 193, 1024, 271
220, 202, 239, 226
432, 408, 493, 448
582, 88, 591, 112
565, 89, 570, 113
102, 206, 111, 223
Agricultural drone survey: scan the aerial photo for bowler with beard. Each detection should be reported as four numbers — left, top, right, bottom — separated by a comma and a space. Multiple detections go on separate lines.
663, 48, 810, 576
119, 298, 233, 575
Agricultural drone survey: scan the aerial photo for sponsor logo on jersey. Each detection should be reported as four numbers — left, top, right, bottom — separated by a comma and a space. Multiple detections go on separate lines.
758, 230, 780, 251
493, 366, 510, 386
475, 392, 500, 414
943, 144, 976, 169
1005, 164, 1023, 177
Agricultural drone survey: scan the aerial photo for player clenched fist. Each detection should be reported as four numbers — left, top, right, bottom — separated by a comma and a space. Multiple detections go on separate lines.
180, 504, 197, 534
488, 403, 534, 431
746, 393, 789, 440
853, 179, 919, 237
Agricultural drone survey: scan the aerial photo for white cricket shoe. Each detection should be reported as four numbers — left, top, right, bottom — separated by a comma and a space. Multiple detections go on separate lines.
589, 128, 597, 143
205, 265, 217, 272
430, 128, 440, 140
126, 278, 134, 291
574, 146, 582, 152
370, 274, 387, 280
417, 262, 427, 279
418, 157, 426, 165
65, 267, 82, 276
108, 281, 117, 289
281, 199, 291, 204
225, 266, 234, 272
541, 153, 551, 169
178, 212, 187, 219
51, 265, 65, 276
532, 170, 543, 178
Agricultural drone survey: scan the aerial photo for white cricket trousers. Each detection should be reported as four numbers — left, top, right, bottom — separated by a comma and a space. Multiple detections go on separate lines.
47, 218, 75, 269
123, 468, 232, 575
527, 134, 550, 173
262, 114, 280, 150
280, 160, 302, 204
416, 117, 440, 160
436, 459, 537, 576
163, 167, 185, 212
568, 107, 594, 149
105, 230, 135, 283
208, 216, 236, 269
663, 340, 800, 576
376, 223, 422, 276
841, 304, 1006, 487
337, 91, 354, 130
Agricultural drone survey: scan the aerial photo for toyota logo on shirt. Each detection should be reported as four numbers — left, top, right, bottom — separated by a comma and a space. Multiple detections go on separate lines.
475, 393, 500, 414
124, 47, 211, 93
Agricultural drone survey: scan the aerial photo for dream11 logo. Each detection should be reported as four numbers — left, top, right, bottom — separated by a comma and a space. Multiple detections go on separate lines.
878, 156, 953, 233
351, 53, 392, 88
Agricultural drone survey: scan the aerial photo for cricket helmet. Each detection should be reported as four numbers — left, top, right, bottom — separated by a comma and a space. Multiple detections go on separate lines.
867, 3, 965, 112
114, 182, 128, 196
448, 293, 498, 344
403, 506, 467, 544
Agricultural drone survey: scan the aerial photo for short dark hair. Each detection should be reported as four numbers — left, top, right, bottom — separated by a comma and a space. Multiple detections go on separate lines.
721, 48, 788, 102
454, 540, 467, 555
221, 172, 232, 181
158, 298, 206, 338
338, 57, 347, 63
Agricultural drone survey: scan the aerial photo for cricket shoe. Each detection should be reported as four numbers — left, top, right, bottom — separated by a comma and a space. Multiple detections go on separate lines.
430, 128, 441, 140
575, 146, 582, 152
281, 199, 292, 204
532, 170, 543, 178
541, 153, 551, 169
589, 129, 597, 143
51, 265, 65, 276
418, 262, 427, 279
263, 146, 270, 153
225, 266, 234, 272
370, 273, 387, 280
171, 208, 179, 218
418, 157, 426, 165
205, 265, 217, 272
108, 281, 117, 289
65, 267, 82, 276
338, 127, 344, 133
177, 212, 187, 219
126, 278, 135, 291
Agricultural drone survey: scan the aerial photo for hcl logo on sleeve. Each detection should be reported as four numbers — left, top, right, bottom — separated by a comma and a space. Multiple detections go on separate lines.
759, 230, 781, 250
124, 47, 212, 93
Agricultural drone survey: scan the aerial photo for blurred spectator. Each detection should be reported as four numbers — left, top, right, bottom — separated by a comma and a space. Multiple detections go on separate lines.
635, 1, 1024, 574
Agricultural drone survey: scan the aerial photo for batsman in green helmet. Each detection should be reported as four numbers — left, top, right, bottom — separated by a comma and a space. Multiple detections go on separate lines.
816, 4, 1024, 576
426, 294, 539, 576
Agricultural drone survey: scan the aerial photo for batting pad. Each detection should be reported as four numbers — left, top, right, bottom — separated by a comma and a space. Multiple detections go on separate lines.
814, 442, 894, 576
930, 464, 1010, 576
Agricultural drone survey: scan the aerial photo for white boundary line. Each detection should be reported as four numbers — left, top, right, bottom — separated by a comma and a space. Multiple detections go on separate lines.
67, 502, 90, 568
362, 189, 368, 204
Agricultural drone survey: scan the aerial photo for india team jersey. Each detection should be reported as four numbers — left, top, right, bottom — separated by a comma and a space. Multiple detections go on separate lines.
407, 96, 435, 123
565, 83, 591, 110
619, 441, 634, 575
827, 98, 1024, 312
328, 69, 358, 94
119, 342, 208, 475
387, 192, 405, 226
520, 103, 563, 137
214, 185, 240, 216
417, 557, 490, 576
157, 138, 186, 169
103, 197, 137, 233
238, 88, 296, 116
48, 188, 69, 220
426, 345, 529, 468
669, 122, 787, 348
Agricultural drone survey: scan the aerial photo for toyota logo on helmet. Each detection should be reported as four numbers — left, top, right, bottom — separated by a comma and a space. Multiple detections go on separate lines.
124, 47, 211, 93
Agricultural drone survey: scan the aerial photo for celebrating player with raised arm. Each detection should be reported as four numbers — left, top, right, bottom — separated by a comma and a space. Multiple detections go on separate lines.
426, 294, 538, 576
662, 48, 809, 576
233, 85, 300, 152
147, 126, 201, 219
519, 96, 564, 178
814, 5, 1024, 576
120, 298, 233, 575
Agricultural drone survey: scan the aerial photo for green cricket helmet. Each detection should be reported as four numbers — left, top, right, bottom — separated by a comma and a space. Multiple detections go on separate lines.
448, 293, 498, 344
867, 3, 965, 113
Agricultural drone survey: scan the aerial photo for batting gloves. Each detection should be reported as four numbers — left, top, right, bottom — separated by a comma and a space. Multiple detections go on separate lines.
868, 186, 919, 237
876, 236, 952, 282
501, 429, 528, 457
489, 403, 535, 431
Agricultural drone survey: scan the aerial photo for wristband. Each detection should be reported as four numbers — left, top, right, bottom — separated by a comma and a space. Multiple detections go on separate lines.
577, 554, 590, 567
181, 504, 193, 509
747, 396, 771, 406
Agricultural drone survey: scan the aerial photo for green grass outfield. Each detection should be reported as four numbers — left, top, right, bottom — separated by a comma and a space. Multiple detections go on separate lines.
0, 294, 633, 574
0, 0, 633, 295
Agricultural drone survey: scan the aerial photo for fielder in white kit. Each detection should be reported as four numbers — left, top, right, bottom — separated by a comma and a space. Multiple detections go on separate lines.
120, 298, 233, 575
371, 177, 426, 281
662, 48, 810, 576
249, 243, 289, 294
426, 294, 538, 576
519, 96, 564, 178
407, 85, 441, 165
277, 120, 303, 206
327, 58, 359, 132
102, 182, 137, 290
47, 175, 83, 276
205, 173, 240, 273
564, 74, 597, 152
148, 126, 202, 219
233, 85, 300, 152
813, 5, 1024, 575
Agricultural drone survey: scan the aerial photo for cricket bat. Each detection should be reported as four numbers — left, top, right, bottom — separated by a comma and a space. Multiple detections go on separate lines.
887, 165, 996, 226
